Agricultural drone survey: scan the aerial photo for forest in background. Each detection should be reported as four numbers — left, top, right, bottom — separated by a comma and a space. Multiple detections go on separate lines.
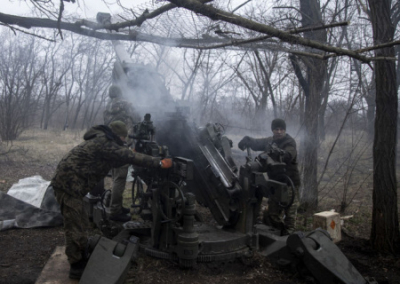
0, 0, 399, 253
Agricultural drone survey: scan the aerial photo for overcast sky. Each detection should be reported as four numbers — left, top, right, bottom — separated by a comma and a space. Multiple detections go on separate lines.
2, 0, 150, 19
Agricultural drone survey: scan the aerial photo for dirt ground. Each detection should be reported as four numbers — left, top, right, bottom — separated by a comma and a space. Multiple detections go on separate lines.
1, 129, 400, 284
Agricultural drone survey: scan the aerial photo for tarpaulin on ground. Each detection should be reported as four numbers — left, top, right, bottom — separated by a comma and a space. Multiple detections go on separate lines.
0, 176, 63, 231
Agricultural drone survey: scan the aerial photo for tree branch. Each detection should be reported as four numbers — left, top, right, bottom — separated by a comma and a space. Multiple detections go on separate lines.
289, 54, 309, 96
166, 0, 373, 62
0, 12, 234, 46
0, 23, 55, 42
1, 1, 398, 63
198, 21, 349, 50
355, 39, 400, 53
75, 0, 212, 31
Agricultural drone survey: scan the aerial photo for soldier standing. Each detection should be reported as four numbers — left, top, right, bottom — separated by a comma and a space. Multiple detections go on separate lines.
238, 118, 300, 234
103, 85, 140, 222
50, 121, 172, 279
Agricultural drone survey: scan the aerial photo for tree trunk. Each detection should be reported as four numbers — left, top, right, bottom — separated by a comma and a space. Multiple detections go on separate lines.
368, 0, 400, 253
43, 95, 51, 130
297, 0, 327, 210
72, 92, 83, 129
364, 82, 376, 139
301, 62, 325, 209
318, 79, 331, 141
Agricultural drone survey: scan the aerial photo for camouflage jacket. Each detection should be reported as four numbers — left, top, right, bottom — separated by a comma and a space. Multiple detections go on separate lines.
248, 134, 301, 186
50, 125, 160, 198
103, 97, 139, 126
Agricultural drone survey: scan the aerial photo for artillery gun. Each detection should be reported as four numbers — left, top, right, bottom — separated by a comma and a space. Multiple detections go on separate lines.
84, 113, 374, 284
80, 12, 376, 284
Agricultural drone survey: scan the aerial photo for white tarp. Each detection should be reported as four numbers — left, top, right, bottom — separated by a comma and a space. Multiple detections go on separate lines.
7, 175, 50, 208
0, 176, 62, 231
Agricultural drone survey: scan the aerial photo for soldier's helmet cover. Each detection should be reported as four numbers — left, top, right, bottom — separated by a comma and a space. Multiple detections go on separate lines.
109, 120, 128, 137
109, 85, 122, 98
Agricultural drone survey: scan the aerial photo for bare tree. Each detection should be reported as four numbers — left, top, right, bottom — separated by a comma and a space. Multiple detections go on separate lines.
62, 37, 113, 129
0, 0, 394, 62
252, 50, 279, 118
0, 33, 43, 140
288, 0, 327, 211
162, 49, 204, 101
193, 50, 236, 124
79, 42, 113, 128
368, 0, 400, 253
40, 42, 71, 130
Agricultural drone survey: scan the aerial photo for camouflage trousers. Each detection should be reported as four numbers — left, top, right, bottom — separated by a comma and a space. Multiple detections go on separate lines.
110, 164, 129, 215
54, 190, 89, 264
263, 186, 299, 232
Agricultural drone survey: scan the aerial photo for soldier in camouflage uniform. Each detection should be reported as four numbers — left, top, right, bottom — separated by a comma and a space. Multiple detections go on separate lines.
50, 121, 172, 279
103, 85, 140, 128
103, 85, 140, 221
238, 118, 300, 234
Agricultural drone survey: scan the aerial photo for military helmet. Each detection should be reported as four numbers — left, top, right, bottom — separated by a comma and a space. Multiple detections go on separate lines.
109, 120, 128, 137
109, 85, 122, 98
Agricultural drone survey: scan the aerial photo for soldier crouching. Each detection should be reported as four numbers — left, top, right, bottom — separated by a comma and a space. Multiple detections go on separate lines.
50, 121, 172, 279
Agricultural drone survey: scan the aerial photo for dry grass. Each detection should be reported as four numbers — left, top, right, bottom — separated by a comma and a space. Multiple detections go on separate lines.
0, 127, 82, 192
1, 128, 82, 163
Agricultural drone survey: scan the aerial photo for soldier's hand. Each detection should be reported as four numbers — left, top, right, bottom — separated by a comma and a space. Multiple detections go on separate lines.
160, 158, 173, 169
238, 136, 251, 151
271, 143, 283, 155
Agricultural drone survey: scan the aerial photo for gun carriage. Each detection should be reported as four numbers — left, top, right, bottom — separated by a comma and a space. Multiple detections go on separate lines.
80, 12, 376, 284
84, 112, 373, 284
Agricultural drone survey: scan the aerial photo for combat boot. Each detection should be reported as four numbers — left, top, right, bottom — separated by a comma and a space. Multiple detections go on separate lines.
121, 206, 130, 214
69, 258, 88, 279
110, 212, 131, 222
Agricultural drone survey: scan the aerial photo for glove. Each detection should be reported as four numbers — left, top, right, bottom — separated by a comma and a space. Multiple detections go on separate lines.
238, 136, 252, 151
160, 158, 173, 169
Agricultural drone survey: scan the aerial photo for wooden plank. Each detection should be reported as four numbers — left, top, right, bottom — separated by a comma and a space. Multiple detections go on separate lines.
35, 246, 78, 284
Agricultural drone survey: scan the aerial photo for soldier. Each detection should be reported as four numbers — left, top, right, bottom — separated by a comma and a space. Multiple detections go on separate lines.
103, 85, 140, 222
50, 121, 172, 279
238, 118, 300, 234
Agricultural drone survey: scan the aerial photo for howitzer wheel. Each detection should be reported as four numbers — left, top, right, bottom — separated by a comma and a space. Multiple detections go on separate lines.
274, 174, 295, 209
113, 243, 126, 257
